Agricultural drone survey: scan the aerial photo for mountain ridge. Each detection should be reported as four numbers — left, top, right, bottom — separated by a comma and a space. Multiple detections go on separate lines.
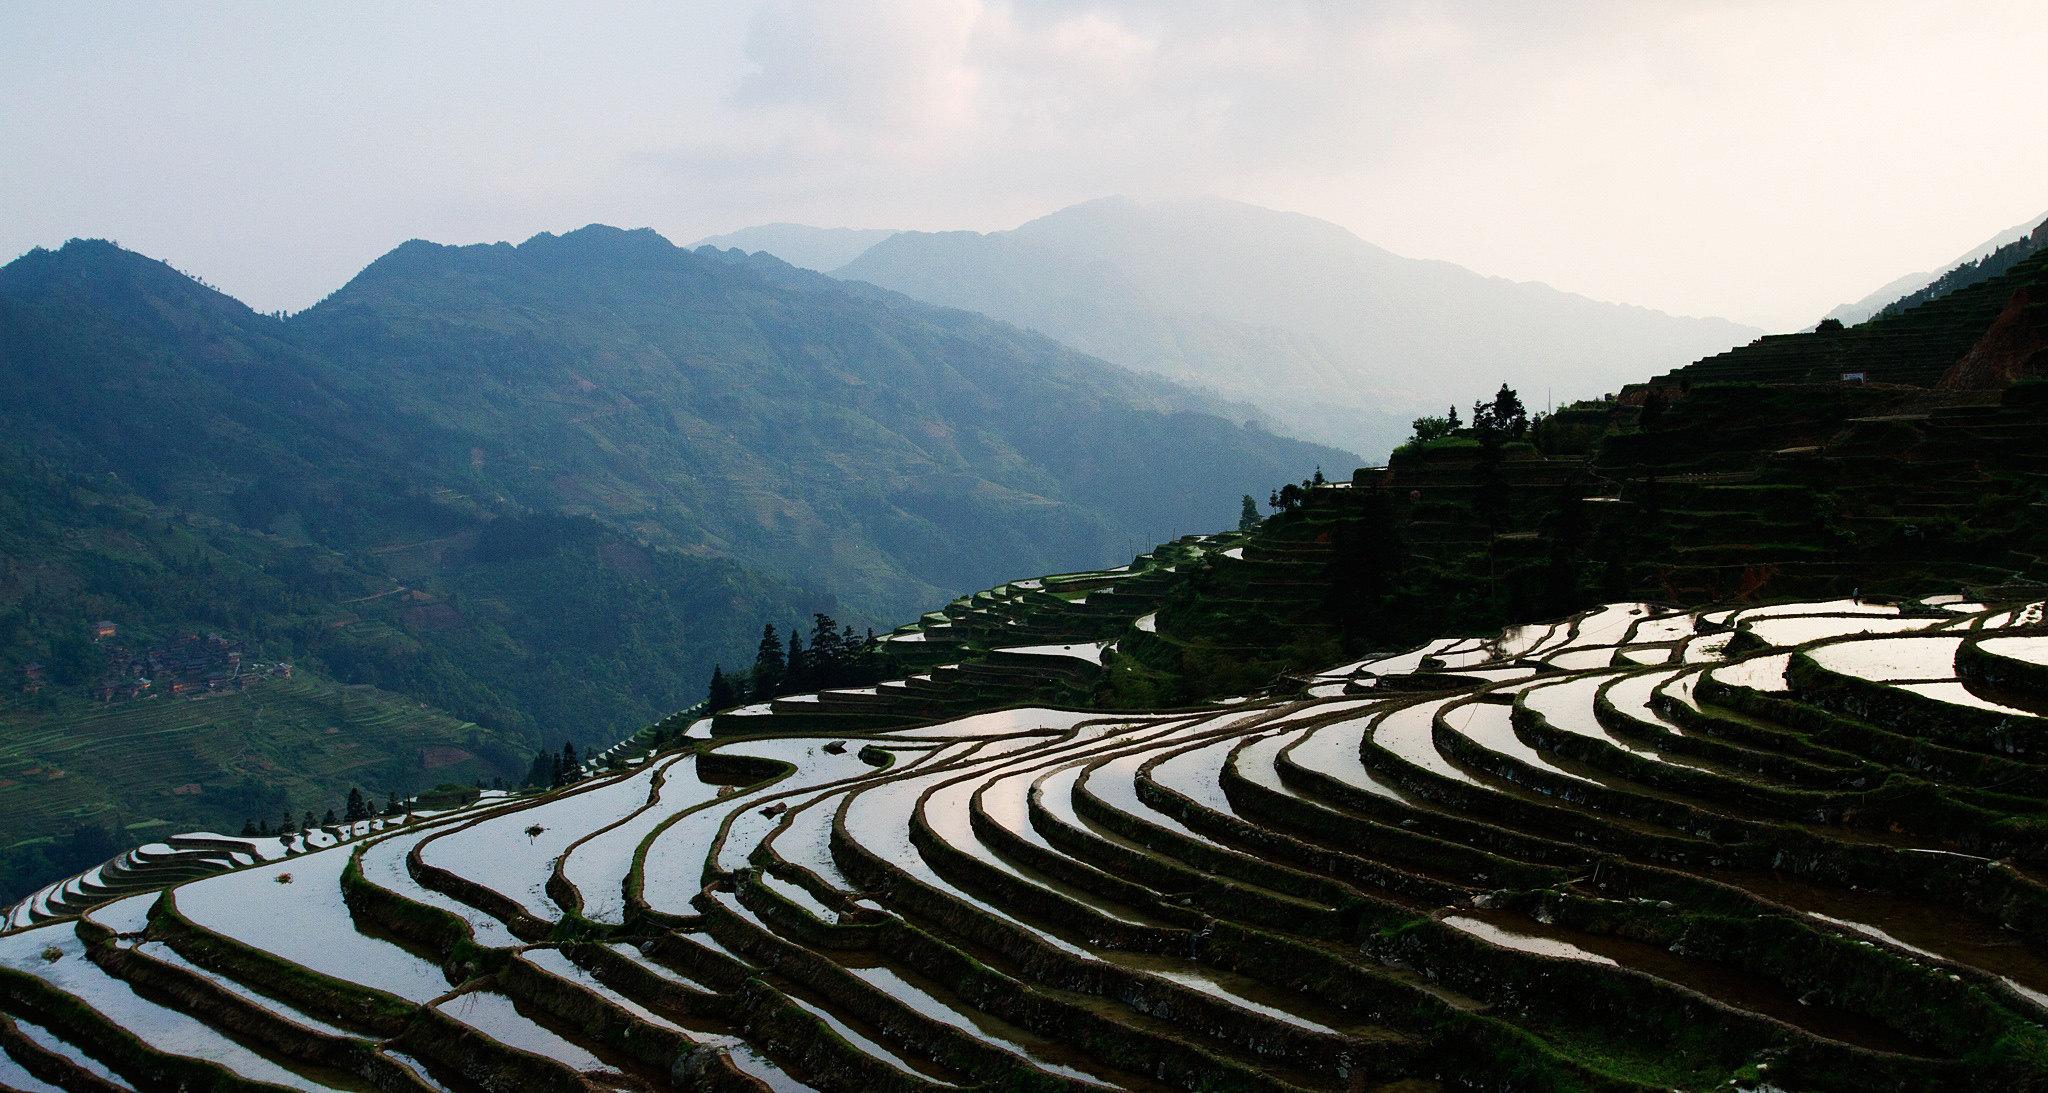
1825, 208, 2048, 325
688, 222, 902, 273
830, 195, 1761, 457
284, 223, 1350, 614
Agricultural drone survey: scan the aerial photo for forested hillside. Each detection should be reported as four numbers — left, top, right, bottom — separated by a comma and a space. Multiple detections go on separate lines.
284, 226, 1347, 616
0, 229, 1345, 899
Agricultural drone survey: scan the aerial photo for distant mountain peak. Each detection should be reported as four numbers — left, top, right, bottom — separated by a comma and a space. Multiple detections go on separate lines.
833, 195, 1758, 458
7, 236, 182, 280
525, 223, 676, 252
2, 235, 263, 331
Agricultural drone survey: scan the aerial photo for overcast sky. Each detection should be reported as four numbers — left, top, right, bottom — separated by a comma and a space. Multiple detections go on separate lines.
5, 1, 2044, 330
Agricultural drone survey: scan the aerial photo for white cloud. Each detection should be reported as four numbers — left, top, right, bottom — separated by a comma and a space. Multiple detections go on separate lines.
4, 0, 2045, 328
734, 0, 983, 146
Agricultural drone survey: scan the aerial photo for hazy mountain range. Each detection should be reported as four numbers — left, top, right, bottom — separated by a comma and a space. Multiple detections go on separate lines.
693, 223, 899, 274
698, 196, 1764, 457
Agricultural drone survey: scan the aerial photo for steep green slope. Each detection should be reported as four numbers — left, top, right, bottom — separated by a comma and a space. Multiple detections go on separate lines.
284, 226, 1351, 616
0, 364, 831, 750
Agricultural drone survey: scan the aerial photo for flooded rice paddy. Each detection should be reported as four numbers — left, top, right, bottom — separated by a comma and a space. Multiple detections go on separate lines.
4, 593, 2046, 1090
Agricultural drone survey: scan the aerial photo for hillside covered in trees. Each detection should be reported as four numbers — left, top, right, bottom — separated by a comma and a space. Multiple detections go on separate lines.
0, 228, 1346, 901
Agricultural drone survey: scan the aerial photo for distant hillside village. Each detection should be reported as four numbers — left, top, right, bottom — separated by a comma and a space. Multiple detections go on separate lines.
16, 624, 290, 701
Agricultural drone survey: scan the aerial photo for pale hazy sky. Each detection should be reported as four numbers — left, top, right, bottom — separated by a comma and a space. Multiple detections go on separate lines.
5, 1, 2044, 331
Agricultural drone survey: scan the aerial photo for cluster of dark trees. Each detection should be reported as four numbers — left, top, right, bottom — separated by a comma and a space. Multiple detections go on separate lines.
238, 786, 401, 837
524, 741, 586, 789
1469, 385, 1530, 440
1407, 385, 1532, 447
1266, 467, 1329, 514
704, 614, 883, 710
1409, 404, 1463, 444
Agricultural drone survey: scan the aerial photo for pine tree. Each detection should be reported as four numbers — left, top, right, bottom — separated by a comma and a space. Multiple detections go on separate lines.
280, 810, 295, 834
843, 624, 866, 683
345, 787, 369, 822
751, 624, 784, 700
323, 809, 338, 826
240, 819, 258, 837
302, 810, 316, 833
809, 614, 842, 682
524, 751, 553, 788
1477, 383, 1528, 440
785, 630, 808, 691
1239, 494, 1260, 531
385, 791, 401, 816
706, 665, 736, 710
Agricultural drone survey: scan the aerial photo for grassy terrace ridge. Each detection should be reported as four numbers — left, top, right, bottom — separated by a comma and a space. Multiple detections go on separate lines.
694, 533, 1236, 737
6, 592, 2048, 1090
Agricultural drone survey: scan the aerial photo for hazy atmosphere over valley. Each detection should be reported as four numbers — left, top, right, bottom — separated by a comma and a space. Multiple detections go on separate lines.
7, 4, 2048, 1092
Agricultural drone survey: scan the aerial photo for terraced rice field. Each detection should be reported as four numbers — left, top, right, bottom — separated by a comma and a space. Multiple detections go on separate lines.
0, 673, 511, 852
5, 597, 2048, 1091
